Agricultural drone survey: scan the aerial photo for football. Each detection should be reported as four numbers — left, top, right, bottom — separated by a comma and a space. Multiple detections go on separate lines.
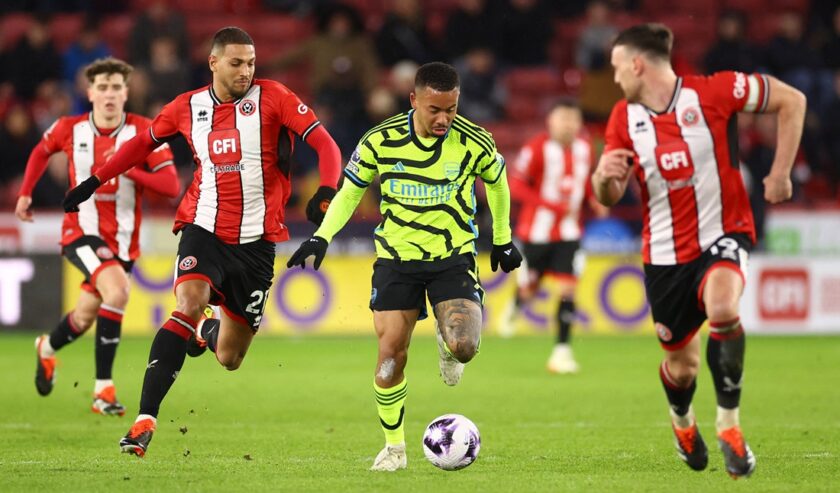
422, 414, 481, 470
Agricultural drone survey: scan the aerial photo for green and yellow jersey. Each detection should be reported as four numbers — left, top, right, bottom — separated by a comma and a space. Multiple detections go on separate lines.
316, 110, 512, 261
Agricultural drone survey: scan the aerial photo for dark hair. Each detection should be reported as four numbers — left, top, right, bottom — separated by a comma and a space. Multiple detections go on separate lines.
84, 57, 133, 84
211, 26, 254, 53
415, 62, 460, 92
612, 23, 673, 61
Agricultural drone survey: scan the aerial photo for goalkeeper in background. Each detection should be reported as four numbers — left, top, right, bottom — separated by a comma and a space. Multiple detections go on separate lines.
287, 62, 522, 471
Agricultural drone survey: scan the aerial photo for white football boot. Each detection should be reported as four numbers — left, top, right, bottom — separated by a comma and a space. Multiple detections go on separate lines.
496, 298, 518, 338
436, 326, 465, 386
546, 344, 580, 374
370, 443, 407, 471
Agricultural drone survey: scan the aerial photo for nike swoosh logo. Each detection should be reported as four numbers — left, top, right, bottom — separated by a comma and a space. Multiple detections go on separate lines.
99, 337, 120, 345
147, 359, 158, 369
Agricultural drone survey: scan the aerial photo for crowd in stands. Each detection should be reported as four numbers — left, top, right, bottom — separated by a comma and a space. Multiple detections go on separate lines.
1, 0, 839, 244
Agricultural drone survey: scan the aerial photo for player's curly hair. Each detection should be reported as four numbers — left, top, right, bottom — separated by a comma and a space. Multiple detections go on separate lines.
83, 57, 133, 84
415, 62, 460, 92
211, 26, 254, 53
613, 23, 673, 61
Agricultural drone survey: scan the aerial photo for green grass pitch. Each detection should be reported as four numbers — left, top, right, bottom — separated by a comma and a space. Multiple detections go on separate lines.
0, 332, 838, 492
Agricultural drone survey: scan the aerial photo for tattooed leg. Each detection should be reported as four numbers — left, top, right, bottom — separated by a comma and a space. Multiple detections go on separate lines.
433, 298, 482, 364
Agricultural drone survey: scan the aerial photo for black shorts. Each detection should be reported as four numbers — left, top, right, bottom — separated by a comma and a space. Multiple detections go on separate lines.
644, 233, 751, 350
63, 236, 133, 294
522, 240, 581, 278
370, 253, 484, 320
175, 225, 275, 331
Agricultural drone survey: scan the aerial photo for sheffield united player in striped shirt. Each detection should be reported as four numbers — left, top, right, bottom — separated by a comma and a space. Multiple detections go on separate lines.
17, 58, 179, 416
63, 27, 342, 457
592, 24, 805, 478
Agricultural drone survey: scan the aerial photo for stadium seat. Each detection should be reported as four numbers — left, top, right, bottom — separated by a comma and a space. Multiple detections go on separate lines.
175, 0, 226, 13
0, 13, 33, 48
250, 15, 314, 45
49, 14, 84, 52
100, 15, 134, 60
504, 67, 563, 97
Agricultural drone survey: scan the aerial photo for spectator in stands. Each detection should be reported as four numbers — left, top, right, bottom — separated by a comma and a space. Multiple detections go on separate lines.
389, 60, 419, 113
127, 0, 189, 67
703, 10, 761, 74
64, 17, 112, 114
62, 16, 110, 85
272, 3, 380, 155
764, 11, 830, 108
820, 71, 840, 189
0, 105, 38, 186
30, 81, 73, 133
496, 0, 553, 66
6, 16, 61, 101
822, 6, 840, 70
141, 36, 192, 108
443, 0, 498, 61
454, 46, 506, 123
575, 0, 618, 72
375, 0, 438, 66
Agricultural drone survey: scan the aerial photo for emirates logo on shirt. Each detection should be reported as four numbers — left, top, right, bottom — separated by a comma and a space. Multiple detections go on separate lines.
239, 99, 256, 116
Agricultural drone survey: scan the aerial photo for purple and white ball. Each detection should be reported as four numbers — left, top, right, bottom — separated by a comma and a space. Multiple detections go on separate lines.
422, 414, 481, 470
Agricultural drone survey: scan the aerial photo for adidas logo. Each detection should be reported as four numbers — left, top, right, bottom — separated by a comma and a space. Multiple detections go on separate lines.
504, 249, 512, 255
392, 161, 406, 172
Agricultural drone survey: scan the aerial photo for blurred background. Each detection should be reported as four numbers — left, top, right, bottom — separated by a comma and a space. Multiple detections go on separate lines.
1, 0, 838, 337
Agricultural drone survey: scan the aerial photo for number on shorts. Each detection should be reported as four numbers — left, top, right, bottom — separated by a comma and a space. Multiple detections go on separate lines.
710, 237, 739, 261
245, 289, 268, 314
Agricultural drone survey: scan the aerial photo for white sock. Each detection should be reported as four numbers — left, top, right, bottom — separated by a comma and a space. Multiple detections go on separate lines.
716, 406, 740, 432
136, 414, 157, 425
95, 379, 113, 394
39, 336, 56, 358
670, 405, 695, 429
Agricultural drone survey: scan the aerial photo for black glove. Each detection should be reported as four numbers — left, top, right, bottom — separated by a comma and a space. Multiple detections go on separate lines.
305, 186, 336, 226
63, 176, 101, 212
286, 236, 329, 270
490, 241, 523, 273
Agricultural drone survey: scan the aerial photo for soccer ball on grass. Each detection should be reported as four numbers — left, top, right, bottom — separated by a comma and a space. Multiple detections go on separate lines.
422, 414, 480, 470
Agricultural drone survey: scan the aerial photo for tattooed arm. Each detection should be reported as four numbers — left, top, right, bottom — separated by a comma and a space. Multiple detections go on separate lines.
433, 298, 482, 363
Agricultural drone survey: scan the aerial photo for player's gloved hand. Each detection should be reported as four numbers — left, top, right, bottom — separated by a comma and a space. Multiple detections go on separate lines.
490, 242, 523, 273
305, 186, 336, 226
286, 236, 329, 270
63, 176, 101, 212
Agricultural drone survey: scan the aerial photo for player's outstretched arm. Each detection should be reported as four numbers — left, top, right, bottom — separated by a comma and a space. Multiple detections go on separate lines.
126, 165, 181, 198
760, 76, 807, 204
15, 143, 54, 222
592, 148, 634, 207
484, 170, 523, 272
62, 130, 162, 212
286, 177, 367, 270
304, 125, 342, 225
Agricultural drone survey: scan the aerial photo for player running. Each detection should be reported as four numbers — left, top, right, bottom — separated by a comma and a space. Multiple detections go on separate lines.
16, 57, 179, 416
500, 99, 607, 373
593, 24, 805, 478
62, 27, 342, 457
287, 62, 522, 471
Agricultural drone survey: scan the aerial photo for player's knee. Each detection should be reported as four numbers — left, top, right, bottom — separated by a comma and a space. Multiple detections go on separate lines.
705, 299, 740, 325
100, 284, 130, 309
667, 355, 700, 386
174, 299, 206, 322
449, 339, 478, 364
216, 351, 243, 371
71, 311, 96, 331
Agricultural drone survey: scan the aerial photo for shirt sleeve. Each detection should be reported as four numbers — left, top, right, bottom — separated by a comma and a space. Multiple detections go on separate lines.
150, 99, 180, 143
342, 141, 378, 187
604, 101, 632, 152
709, 71, 771, 115
276, 87, 322, 141
41, 118, 71, 154
145, 142, 175, 172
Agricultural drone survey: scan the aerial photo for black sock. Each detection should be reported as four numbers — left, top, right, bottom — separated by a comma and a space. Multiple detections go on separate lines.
95, 305, 123, 380
202, 318, 221, 354
707, 318, 745, 410
659, 361, 696, 417
138, 312, 195, 417
48, 312, 84, 351
557, 299, 575, 344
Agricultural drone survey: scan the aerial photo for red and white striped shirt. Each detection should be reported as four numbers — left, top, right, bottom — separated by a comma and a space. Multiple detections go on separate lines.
511, 133, 593, 243
605, 71, 769, 265
38, 113, 174, 261
150, 79, 320, 244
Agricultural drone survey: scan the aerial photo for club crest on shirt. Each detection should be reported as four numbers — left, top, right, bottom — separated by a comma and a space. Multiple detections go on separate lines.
239, 99, 256, 116
96, 246, 114, 260
179, 256, 198, 271
655, 322, 672, 342
444, 162, 460, 180
680, 107, 699, 127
